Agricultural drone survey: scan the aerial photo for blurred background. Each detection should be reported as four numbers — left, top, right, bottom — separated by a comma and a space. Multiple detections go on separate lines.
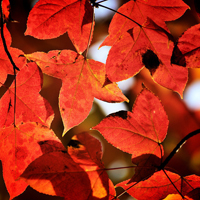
1, 0, 200, 199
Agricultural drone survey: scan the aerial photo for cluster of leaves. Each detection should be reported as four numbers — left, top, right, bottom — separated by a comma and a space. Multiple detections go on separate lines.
0, 0, 200, 199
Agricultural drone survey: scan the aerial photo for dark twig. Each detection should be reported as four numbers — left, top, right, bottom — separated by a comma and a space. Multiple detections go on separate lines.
93, 1, 142, 27
162, 169, 184, 199
0, 2, 19, 71
159, 129, 200, 170
0, 0, 18, 126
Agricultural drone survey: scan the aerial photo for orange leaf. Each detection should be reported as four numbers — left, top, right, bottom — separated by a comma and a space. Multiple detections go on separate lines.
177, 24, 200, 68
0, 62, 54, 128
100, 0, 188, 95
0, 25, 25, 83
93, 88, 168, 158
25, 0, 94, 54
2, 0, 10, 21
163, 194, 193, 200
0, 122, 61, 199
117, 170, 200, 200
20, 132, 116, 200
25, 50, 128, 133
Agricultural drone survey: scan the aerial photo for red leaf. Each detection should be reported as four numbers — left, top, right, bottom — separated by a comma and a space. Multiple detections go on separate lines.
163, 194, 193, 200
0, 25, 25, 83
20, 132, 116, 200
93, 88, 168, 158
117, 170, 200, 200
128, 154, 161, 183
2, 0, 10, 21
0, 62, 54, 128
177, 24, 200, 68
25, 50, 128, 133
25, 0, 94, 54
0, 122, 61, 199
101, 7, 188, 95
101, 0, 188, 47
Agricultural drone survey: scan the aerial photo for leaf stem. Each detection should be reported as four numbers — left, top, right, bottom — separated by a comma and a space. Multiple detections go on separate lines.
0, 0, 18, 127
159, 129, 200, 170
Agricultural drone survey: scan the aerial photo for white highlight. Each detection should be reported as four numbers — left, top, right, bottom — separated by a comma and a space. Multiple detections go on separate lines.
184, 81, 200, 110
94, 0, 120, 20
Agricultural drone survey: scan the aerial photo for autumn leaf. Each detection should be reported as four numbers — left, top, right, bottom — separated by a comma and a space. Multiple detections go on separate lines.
177, 23, 200, 68
100, 0, 188, 47
24, 50, 128, 134
0, 25, 25, 84
93, 88, 168, 158
117, 170, 200, 200
0, 62, 54, 128
163, 194, 193, 200
1, 0, 10, 21
20, 132, 116, 200
128, 154, 161, 183
0, 122, 61, 199
100, 0, 188, 96
25, 0, 94, 54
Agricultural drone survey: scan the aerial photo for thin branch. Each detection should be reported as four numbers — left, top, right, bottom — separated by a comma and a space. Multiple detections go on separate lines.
96, 0, 108, 3
112, 171, 157, 200
159, 129, 200, 170
0, 4, 19, 71
94, 2, 142, 27
0, 0, 18, 127
162, 169, 184, 199
104, 165, 136, 171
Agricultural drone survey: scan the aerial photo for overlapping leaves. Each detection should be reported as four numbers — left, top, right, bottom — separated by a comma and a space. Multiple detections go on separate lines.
0, 62, 54, 128
0, 122, 61, 199
117, 170, 200, 200
20, 132, 116, 200
100, 0, 189, 96
0, 0, 200, 200
0, 25, 24, 84
25, 50, 128, 133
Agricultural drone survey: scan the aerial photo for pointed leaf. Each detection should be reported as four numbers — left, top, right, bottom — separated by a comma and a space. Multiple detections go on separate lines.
25, 0, 94, 53
20, 132, 116, 200
101, 0, 188, 47
0, 25, 25, 83
25, 50, 128, 133
117, 170, 200, 200
102, 15, 188, 95
0, 122, 60, 199
99, 0, 189, 96
93, 88, 168, 158
177, 24, 200, 68
0, 62, 54, 128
